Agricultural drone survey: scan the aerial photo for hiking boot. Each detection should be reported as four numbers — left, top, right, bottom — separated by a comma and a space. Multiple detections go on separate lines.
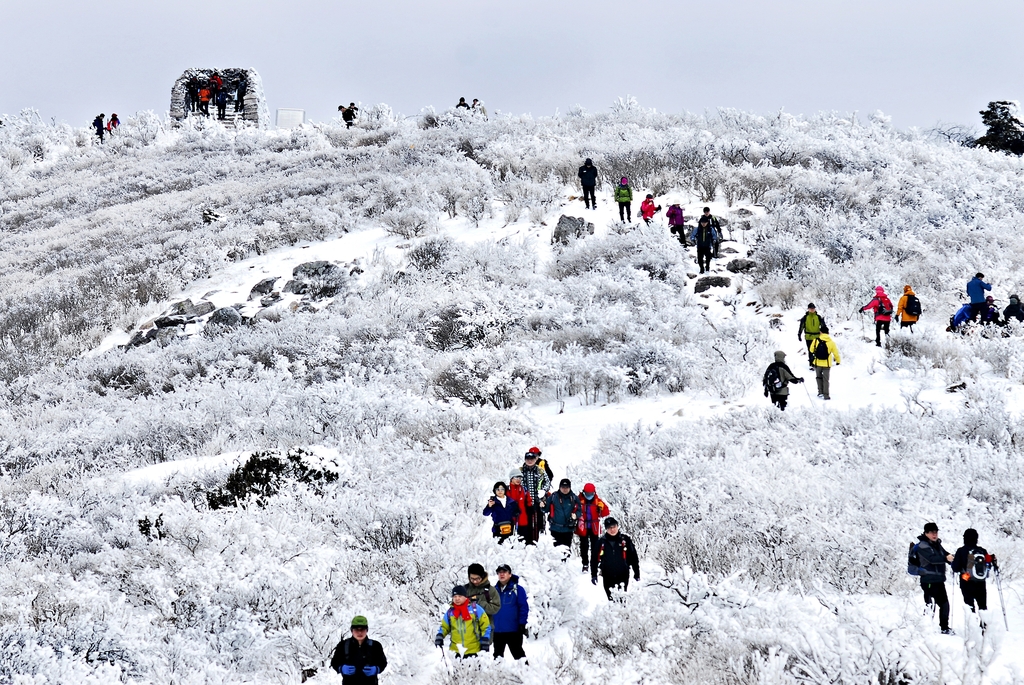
581, 565, 589, 574
941, 628, 955, 635
817, 393, 824, 398
823, 397, 831, 400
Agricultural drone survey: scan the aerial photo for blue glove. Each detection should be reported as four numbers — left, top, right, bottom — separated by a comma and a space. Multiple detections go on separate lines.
591, 577, 598, 585
362, 665, 379, 676
340, 664, 356, 675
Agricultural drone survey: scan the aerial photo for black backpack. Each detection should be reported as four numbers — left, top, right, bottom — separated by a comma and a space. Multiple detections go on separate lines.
763, 364, 784, 395
907, 542, 922, 576
813, 338, 831, 361
905, 295, 922, 317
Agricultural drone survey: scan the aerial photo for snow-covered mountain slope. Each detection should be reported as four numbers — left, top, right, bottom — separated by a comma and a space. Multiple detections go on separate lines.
1, 104, 1023, 684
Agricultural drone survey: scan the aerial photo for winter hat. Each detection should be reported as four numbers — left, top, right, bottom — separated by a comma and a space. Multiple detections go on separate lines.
351, 615, 369, 628
774, 351, 786, 363
495, 563, 512, 574
620, 177, 628, 184
903, 284, 913, 294
964, 528, 979, 546
585, 158, 593, 165
698, 216, 710, 224
582, 483, 596, 494
493, 481, 507, 494
875, 286, 885, 295
819, 324, 829, 334
703, 207, 711, 213
604, 517, 619, 528
924, 522, 939, 533
986, 296, 995, 303
467, 563, 487, 578
559, 478, 572, 489
452, 585, 468, 597
807, 303, 816, 309
1010, 295, 1020, 305
509, 468, 522, 481
645, 194, 653, 199
976, 273, 985, 279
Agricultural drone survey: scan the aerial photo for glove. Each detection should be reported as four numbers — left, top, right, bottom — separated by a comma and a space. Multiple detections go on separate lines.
480, 636, 490, 652
434, 634, 444, 648
591, 577, 599, 585
796, 378, 804, 383
797, 335, 802, 341
340, 665, 356, 675
362, 665, 379, 677
520, 625, 529, 638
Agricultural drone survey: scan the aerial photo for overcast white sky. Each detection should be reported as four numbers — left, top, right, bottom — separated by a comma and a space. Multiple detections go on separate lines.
2, 0, 1022, 130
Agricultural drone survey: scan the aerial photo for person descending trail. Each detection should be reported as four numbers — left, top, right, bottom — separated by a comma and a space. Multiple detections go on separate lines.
523, 446, 554, 482
908, 522, 955, 635
640, 194, 662, 226
548, 478, 581, 552
491, 564, 529, 661
763, 351, 804, 411
507, 470, 531, 544
466, 563, 502, 617
951, 528, 995, 629
615, 177, 633, 223
809, 324, 840, 401
329, 615, 388, 683
592, 517, 640, 600
577, 483, 609, 575
1005, 294, 1024, 323
216, 89, 229, 120
699, 207, 723, 256
967, 273, 992, 320
690, 215, 720, 274
578, 158, 598, 210
92, 114, 106, 142
666, 204, 687, 246
519, 450, 551, 543
234, 74, 248, 112
435, 586, 492, 657
860, 286, 893, 347
484, 481, 519, 544
896, 285, 921, 331
797, 303, 826, 368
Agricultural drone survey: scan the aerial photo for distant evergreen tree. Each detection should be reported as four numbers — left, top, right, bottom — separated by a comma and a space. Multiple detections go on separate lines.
976, 101, 1024, 155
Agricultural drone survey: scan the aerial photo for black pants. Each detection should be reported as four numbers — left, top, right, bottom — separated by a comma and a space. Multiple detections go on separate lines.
875, 320, 890, 345
200, 101, 210, 116
217, 103, 226, 120
582, 186, 596, 208
552, 531, 574, 548
769, 393, 788, 410
492, 631, 526, 660
670, 226, 688, 246
603, 574, 630, 601
900, 321, 915, 331
970, 302, 986, 320
579, 533, 599, 573
959, 580, 988, 611
235, 94, 245, 112
804, 336, 818, 367
922, 581, 950, 630
697, 247, 713, 273
618, 201, 631, 222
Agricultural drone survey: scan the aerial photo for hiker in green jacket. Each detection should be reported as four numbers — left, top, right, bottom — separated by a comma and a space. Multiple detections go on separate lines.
797, 303, 826, 369
615, 177, 633, 223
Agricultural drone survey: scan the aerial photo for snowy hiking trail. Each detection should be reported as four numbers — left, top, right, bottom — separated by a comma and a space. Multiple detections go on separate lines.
109, 187, 1024, 683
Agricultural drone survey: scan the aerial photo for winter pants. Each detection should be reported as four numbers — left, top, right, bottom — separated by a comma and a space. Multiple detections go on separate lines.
803, 336, 819, 367
959, 580, 988, 611
492, 631, 526, 660
900, 321, 916, 331
517, 522, 537, 546
235, 93, 245, 112
217, 103, 227, 120
602, 574, 630, 601
582, 186, 596, 209
618, 201, 631, 222
814, 366, 831, 400
769, 393, 788, 411
670, 225, 688, 246
696, 247, 713, 273
493, 531, 513, 545
970, 302, 986, 320
579, 533, 599, 573
922, 581, 951, 630
200, 101, 210, 116
552, 531, 574, 549
874, 320, 890, 346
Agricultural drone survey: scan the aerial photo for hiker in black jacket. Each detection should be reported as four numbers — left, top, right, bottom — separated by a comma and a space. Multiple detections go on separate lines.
329, 615, 388, 683
909, 522, 955, 634
951, 528, 994, 625
591, 517, 640, 600
578, 158, 598, 210
763, 351, 804, 411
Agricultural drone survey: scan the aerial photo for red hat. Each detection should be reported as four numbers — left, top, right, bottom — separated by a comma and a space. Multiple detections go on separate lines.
582, 483, 596, 494
527, 446, 541, 455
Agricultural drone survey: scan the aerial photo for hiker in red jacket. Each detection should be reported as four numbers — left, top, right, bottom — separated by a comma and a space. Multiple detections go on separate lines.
640, 195, 661, 226
860, 286, 893, 347
576, 483, 609, 575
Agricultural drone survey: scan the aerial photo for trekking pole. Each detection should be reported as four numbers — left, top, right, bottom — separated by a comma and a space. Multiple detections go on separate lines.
994, 562, 1010, 630
802, 380, 815, 406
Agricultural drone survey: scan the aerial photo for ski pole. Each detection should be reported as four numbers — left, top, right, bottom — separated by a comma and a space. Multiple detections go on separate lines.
994, 563, 1010, 630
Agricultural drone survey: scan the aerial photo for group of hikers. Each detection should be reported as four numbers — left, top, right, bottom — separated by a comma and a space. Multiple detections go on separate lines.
948, 273, 1024, 332
91, 113, 120, 142
455, 97, 486, 115
184, 71, 248, 120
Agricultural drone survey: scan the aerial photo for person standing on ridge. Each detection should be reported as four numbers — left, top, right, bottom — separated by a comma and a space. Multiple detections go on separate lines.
809, 324, 840, 400
92, 114, 105, 142
591, 517, 640, 600
951, 528, 994, 627
491, 564, 529, 661
763, 351, 804, 411
456, 97, 470, 110
666, 204, 687, 246
548, 478, 580, 552
186, 76, 200, 113
909, 522, 955, 635
483, 481, 519, 544
234, 74, 248, 112
797, 303, 826, 368
338, 103, 359, 128
615, 177, 633, 223
967, 273, 992, 319
106, 113, 119, 133
690, 215, 720, 274
578, 158, 598, 210
577, 483, 609, 575
215, 89, 228, 120
640, 194, 662, 226
198, 86, 212, 116
896, 285, 921, 331
435, 586, 491, 657
860, 286, 894, 347
330, 615, 388, 683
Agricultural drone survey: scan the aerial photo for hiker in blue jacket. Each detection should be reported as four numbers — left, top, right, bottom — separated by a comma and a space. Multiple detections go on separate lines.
967, 273, 992, 319
483, 481, 520, 544
548, 478, 580, 551
491, 564, 529, 660
690, 215, 720, 274
909, 522, 954, 635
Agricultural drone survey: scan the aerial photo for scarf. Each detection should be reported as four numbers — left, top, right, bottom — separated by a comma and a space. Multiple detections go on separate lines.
450, 603, 472, 621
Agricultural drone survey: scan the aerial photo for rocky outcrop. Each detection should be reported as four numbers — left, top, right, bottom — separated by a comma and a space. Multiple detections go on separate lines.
552, 215, 595, 245
726, 259, 756, 273
694, 276, 731, 293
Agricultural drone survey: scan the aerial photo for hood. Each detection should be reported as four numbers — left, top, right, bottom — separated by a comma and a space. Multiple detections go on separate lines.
875, 286, 886, 295
903, 285, 914, 294
584, 158, 593, 166
774, 351, 786, 363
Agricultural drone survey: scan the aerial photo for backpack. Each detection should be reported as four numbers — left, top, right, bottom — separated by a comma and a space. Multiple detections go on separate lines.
813, 338, 831, 361
907, 542, 922, 576
905, 294, 922, 317
961, 550, 989, 582
763, 364, 784, 395
877, 297, 893, 317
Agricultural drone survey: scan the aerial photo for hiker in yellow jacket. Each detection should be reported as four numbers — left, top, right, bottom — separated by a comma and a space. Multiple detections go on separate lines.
809, 324, 840, 401
435, 585, 492, 657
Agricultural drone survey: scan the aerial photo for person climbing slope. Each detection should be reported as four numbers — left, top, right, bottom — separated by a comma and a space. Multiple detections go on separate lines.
483, 481, 519, 544
860, 286, 893, 347
640, 194, 661, 225
763, 351, 804, 411
809, 324, 840, 400
491, 564, 529, 661
797, 303, 826, 368
690, 215, 719, 274
909, 522, 955, 635
548, 478, 580, 551
896, 285, 921, 331
951, 528, 994, 628
666, 204, 687, 246
465, 563, 502, 617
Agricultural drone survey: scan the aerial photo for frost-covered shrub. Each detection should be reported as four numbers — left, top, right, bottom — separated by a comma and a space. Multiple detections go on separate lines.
206, 448, 339, 509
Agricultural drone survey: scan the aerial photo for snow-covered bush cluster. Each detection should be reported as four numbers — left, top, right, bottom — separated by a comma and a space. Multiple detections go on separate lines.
2, 101, 1024, 683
